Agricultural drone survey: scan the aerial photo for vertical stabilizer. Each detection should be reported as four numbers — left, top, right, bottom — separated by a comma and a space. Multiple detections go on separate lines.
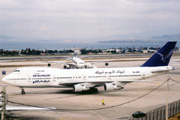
141, 41, 177, 67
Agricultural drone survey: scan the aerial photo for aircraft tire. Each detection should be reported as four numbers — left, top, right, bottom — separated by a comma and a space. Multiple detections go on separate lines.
90, 87, 98, 93
21, 89, 25, 95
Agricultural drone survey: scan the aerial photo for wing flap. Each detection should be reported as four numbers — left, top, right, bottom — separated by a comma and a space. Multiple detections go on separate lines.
58, 79, 150, 87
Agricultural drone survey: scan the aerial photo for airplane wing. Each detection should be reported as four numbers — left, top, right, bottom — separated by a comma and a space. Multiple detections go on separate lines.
62, 79, 153, 92
47, 58, 148, 68
44, 61, 78, 69
84, 58, 148, 67
58, 79, 151, 87
84, 58, 148, 63
2, 105, 55, 111
0, 92, 55, 111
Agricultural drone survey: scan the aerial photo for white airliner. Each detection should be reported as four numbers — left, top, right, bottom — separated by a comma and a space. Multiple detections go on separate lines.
63, 53, 93, 69
2, 42, 177, 94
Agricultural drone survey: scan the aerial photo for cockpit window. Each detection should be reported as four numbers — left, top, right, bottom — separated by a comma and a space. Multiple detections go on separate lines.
14, 70, 20, 72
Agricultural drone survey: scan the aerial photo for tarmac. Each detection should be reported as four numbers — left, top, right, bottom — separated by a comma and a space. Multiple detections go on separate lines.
0, 55, 180, 120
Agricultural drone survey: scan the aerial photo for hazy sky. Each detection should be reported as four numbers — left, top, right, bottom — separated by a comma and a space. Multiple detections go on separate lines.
0, 0, 180, 43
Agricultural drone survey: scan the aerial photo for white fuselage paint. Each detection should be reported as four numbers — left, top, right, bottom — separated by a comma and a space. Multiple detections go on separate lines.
2, 66, 172, 88
72, 57, 85, 68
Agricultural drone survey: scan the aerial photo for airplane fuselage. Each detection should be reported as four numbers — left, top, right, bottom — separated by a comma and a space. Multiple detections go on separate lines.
72, 57, 85, 68
3, 66, 172, 88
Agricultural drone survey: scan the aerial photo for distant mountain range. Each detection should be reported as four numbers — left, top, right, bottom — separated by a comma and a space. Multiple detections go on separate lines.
99, 34, 180, 43
150, 34, 180, 41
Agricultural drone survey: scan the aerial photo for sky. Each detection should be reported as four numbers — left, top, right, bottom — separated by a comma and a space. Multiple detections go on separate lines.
0, 0, 180, 44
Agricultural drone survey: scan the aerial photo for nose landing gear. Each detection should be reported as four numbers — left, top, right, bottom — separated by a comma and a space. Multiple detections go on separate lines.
20, 88, 25, 95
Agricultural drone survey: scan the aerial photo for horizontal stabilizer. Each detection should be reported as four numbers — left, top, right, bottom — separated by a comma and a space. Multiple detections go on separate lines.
151, 69, 171, 73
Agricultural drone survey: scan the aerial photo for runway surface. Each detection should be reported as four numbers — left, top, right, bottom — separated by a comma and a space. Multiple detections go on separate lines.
0, 55, 180, 120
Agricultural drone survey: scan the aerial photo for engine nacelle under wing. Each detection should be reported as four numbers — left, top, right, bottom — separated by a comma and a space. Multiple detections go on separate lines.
104, 82, 124, 91
73, 84, 90, 92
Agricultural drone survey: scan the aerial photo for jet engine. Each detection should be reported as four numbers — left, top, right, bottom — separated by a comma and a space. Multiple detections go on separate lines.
48, 63, 51, 67
104, 82, 124, 91
105, 62, 109, 66
63, 65, 67, 69
73, 84, 90, 92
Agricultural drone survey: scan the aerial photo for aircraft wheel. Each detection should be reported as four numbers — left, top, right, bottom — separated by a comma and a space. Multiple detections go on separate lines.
90, 87, 98, 93
105, 62, 109, 66
21, 89, 25, 95
48, 63, 51, 67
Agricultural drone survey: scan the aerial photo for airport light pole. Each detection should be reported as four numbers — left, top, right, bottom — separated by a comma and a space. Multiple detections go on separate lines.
166, 78, 169, 120
1, 86, 7, 120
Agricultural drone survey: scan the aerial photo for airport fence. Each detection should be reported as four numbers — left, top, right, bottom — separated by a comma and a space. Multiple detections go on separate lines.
129, 100, 180, 120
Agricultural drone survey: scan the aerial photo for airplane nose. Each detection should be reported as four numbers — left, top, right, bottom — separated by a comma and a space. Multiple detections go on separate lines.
2, 76, 7, 82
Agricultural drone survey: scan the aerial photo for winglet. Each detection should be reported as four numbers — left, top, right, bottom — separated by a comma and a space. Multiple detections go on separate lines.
141, 41, 177, 67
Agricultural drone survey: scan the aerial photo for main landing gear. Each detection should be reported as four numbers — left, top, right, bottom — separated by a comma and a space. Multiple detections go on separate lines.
21, 88, 25, 95
90, 87, 98, 93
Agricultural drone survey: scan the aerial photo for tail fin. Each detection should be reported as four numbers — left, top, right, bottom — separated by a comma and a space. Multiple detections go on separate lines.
141, 41, 177, 67
74, 53, 77, 57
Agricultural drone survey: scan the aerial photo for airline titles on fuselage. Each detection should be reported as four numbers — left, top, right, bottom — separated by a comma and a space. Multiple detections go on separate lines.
29, 69, 142, 84
33, 80, 50, 84
32, 73, 51, 84
95, 70, 140, 75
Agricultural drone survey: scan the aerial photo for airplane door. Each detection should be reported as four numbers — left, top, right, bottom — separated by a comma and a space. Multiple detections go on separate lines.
28, 75, 31, 83
53, 75, 56, 82
83, 74, 87, 81
108, 75, 111, 80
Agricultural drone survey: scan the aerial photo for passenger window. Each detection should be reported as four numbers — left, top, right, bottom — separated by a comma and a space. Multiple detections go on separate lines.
14, 70, 20, 72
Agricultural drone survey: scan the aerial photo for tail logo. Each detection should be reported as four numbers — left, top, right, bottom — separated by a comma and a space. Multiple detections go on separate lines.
156, 49, 174, 62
